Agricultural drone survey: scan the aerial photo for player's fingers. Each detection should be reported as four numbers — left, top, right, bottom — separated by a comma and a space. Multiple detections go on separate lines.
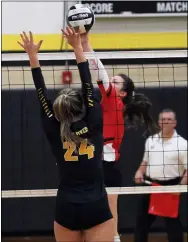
29, 31, 33, 43
76, 30, 80, 38
20, 34, 25, 43
17, 41, 24, 48
71, 27, 76, 35
38, 40, 43, 49
23, 31, 29, 42
63, 36, 68, 42
61, 29, 69, 37
66, 26, 73, 36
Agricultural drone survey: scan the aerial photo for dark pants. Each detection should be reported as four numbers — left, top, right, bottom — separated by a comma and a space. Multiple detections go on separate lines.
134, 177, 183, 242
103, 160, 122, 187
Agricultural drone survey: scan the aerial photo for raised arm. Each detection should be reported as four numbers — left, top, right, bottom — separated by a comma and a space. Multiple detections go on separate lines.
17, 32, 59, 139
81, 33, 110, 91
62, 27, 102, 131
62, 27, 94, 108
18, 32, 52, 114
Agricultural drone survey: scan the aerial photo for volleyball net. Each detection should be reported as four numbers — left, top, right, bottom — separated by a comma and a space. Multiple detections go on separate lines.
1, 50, 187, 199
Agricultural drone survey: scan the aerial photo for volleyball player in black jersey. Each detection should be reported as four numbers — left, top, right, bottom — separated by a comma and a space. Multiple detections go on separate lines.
18, 29, 113, 242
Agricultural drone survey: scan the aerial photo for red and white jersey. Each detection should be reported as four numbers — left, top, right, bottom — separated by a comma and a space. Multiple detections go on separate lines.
98, 81, 124, 161
88, 58, 124, 162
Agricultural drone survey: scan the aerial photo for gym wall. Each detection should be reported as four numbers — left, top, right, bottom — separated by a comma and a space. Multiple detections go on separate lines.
2, 1, 187, 51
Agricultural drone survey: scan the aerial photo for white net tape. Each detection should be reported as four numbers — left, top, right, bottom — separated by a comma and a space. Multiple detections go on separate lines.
2, 50, 187, 61
2, 185, 187, 198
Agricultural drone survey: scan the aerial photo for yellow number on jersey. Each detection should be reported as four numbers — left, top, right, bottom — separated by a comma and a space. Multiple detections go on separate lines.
63, 140, 95, 162
63, 142, 78, 162
79, 140, 95, 159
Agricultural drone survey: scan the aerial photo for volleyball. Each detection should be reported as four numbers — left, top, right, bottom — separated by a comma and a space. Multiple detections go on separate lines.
66, 4, 95, 34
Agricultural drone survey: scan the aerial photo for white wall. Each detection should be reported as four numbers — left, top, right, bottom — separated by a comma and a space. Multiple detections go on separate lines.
91, 16, 187, 33
2, 2, 65, 34
2, 1, 186, 35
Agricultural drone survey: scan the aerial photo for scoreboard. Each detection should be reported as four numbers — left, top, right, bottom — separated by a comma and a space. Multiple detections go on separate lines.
81, 1, 187, 16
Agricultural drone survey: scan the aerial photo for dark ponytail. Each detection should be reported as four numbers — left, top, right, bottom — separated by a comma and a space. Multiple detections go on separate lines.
119, 74, 159, 135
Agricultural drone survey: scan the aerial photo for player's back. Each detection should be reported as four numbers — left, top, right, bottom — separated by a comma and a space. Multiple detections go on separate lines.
58, 128, 105, 203
32, 63, 106, 204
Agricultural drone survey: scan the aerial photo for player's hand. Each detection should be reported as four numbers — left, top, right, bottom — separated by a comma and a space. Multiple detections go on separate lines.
62, 26, 82, 49
135, 170, 144, 184
80, 32, 89, 46
17, 31, 43, 55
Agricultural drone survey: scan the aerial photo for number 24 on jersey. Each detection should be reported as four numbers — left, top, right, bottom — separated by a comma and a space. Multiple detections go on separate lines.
63, 139, 95, 162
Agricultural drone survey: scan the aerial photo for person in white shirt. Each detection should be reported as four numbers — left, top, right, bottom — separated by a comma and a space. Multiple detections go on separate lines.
134, 108, 187, 242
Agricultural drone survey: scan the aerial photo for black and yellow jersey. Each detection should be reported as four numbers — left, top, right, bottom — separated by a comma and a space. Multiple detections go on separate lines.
31, 61, 106, 203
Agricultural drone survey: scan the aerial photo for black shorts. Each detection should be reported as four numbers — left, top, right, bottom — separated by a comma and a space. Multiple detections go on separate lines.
55, 195, 112, 231
103, 161, 122, 187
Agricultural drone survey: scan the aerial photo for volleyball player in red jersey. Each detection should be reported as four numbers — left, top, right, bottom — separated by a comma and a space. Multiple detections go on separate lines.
81, 33, 158, 242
